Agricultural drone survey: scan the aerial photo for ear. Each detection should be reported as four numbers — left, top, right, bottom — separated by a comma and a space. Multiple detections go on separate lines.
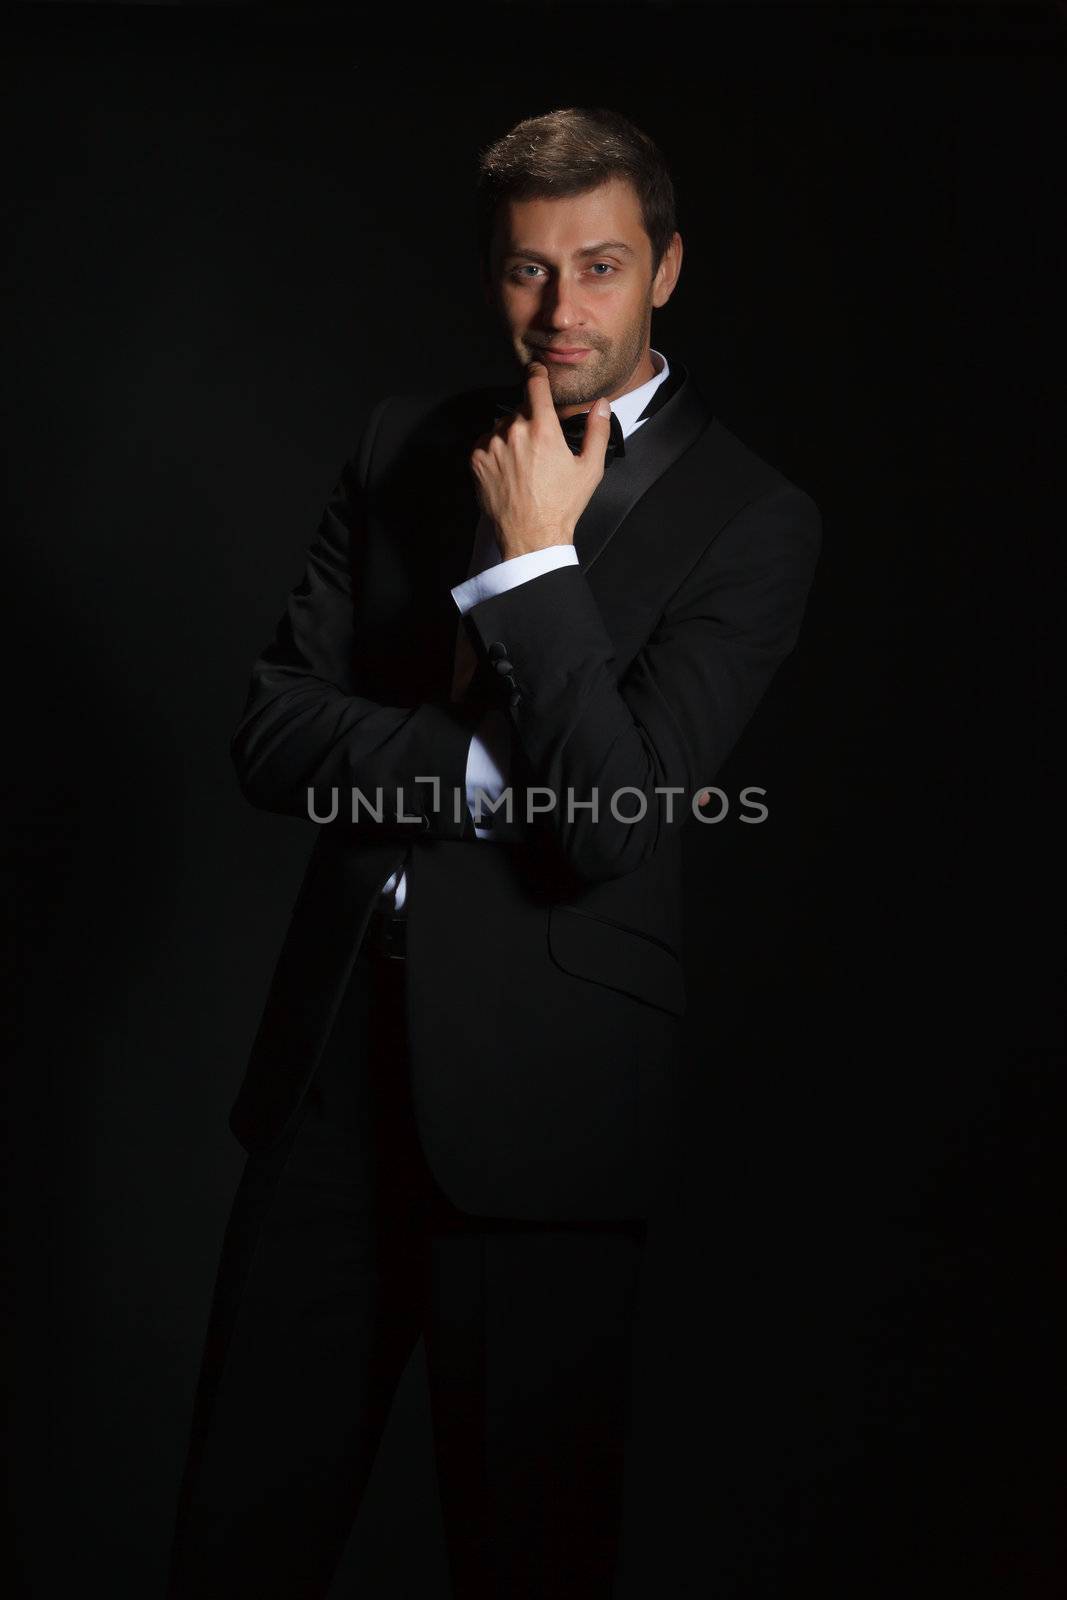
652, 231, 683, 310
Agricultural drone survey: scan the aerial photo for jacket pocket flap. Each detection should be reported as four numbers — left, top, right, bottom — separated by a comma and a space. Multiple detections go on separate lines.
548, 906, 686, 1016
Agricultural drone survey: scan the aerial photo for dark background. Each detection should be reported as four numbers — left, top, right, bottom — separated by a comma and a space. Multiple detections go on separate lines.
4, 2, 1062, 1595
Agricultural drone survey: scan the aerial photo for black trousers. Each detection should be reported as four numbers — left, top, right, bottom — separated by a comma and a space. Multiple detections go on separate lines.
166, 928, 647, 1599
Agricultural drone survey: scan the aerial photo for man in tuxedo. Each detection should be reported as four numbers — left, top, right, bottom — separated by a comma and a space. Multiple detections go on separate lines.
167, 107, 822, 1598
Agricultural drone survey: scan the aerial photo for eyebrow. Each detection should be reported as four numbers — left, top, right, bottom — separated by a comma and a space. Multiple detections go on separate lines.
502, 239, 635, 263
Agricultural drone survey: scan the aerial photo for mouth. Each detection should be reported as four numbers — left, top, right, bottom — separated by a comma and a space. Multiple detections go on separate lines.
537, 347, 592, 365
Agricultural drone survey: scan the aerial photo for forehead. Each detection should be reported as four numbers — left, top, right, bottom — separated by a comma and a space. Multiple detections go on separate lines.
492, 176, 645, 257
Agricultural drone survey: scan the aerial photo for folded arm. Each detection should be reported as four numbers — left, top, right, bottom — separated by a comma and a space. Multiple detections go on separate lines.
461, 481, 823, 881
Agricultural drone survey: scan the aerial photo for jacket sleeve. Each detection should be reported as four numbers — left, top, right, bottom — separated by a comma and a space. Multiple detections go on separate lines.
461, 480, 823, 882
230, 396, 475, 835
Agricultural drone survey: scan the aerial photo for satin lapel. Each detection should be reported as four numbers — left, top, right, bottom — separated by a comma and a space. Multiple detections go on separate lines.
386, 391, 489, 703
573, 363, 713, 572
435, 431, 484, 594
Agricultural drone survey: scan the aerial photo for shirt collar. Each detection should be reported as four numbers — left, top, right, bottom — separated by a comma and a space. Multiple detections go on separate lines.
608, 348, 671, 440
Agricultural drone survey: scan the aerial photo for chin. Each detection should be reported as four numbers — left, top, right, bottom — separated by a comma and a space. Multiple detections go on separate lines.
547, 377, 592, 407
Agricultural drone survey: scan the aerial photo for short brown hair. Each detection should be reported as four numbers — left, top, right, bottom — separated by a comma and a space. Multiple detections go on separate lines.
475, 106, 677, 278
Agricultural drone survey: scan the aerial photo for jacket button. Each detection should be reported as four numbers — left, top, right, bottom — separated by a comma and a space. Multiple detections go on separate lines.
508, 688, 523, 710
487, 640, 509, 662
493, 658, 515, 676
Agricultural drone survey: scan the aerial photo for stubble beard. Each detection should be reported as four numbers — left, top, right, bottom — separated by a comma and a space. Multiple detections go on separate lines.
517, 298, 653, 411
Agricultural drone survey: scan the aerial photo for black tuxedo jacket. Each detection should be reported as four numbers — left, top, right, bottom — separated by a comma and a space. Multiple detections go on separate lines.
226, 361, 822, 1220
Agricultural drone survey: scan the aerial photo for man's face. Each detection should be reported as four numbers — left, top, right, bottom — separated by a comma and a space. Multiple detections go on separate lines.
484, 176, 681, 413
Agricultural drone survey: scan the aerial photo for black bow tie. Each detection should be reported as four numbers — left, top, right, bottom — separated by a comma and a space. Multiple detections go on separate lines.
493, 403, 626, 468
560, 406, 626, 465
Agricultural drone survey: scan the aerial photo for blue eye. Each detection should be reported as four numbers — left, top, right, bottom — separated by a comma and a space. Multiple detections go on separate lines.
509, 262, 618, 283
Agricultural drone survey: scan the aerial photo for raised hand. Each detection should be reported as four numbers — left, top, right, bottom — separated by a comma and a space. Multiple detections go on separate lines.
469, 362, 612, 560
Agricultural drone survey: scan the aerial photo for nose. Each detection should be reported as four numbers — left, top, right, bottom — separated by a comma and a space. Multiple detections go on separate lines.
539, 273, 583, 332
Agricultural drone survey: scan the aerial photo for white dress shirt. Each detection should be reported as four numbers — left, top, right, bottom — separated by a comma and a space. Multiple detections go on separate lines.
377, 349, 672, 912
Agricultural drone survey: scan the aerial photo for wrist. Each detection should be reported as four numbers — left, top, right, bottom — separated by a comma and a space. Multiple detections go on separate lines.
496, 526, 575, 559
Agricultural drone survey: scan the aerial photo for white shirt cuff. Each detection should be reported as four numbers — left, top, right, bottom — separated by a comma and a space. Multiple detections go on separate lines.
451, 545, 578, 614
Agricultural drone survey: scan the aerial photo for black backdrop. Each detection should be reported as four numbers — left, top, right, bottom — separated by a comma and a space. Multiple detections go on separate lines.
5, 3, 1063, 1596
